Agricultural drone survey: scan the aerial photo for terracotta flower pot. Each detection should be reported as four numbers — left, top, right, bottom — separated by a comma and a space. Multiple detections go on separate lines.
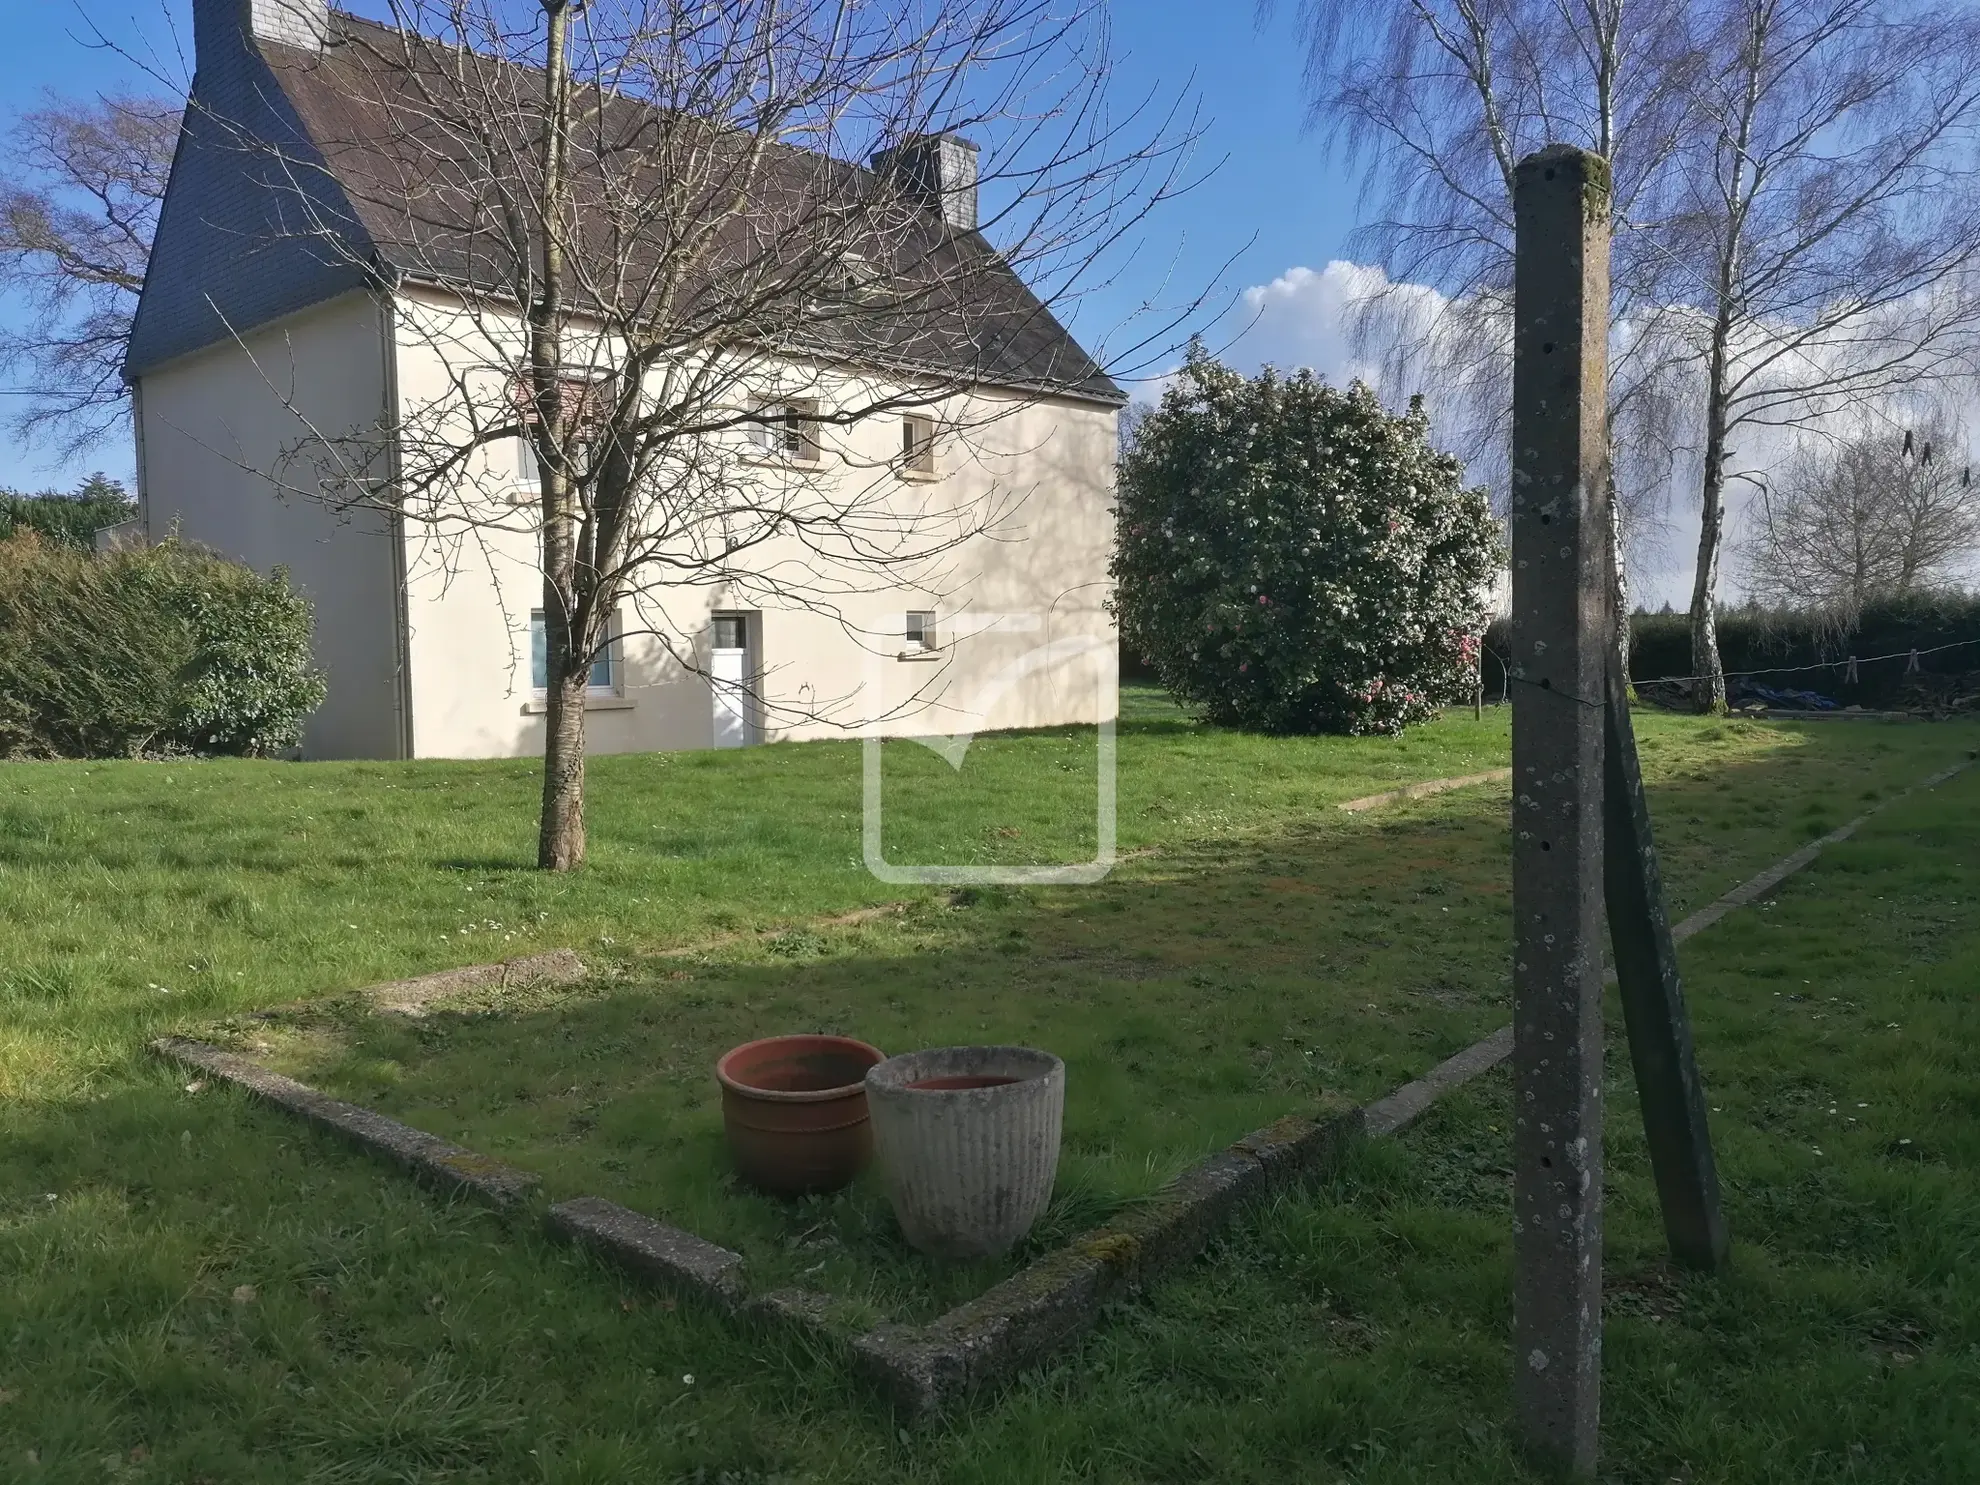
865, 1045, 1065, 1258
716, 1034, 885, 1197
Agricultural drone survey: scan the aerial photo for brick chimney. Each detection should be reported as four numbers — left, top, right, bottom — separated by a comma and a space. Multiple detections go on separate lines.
195, 0, 328, 66
871, 134, 979, 233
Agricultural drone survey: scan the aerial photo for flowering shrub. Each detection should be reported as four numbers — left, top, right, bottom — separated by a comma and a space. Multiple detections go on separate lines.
1111, 349, 1500, 735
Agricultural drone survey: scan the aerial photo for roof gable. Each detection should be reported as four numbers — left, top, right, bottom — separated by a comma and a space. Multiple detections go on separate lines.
133, 9, 1123, 406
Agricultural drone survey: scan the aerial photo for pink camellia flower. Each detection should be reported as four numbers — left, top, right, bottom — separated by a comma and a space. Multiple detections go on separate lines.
1239, 662, 1250, 673
1257, 595, 1271, 606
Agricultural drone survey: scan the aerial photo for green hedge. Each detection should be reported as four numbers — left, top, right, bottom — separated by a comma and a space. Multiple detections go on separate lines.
0, 533, 326, 758
1480, 593, 1980, 708
0, 475, 138, 549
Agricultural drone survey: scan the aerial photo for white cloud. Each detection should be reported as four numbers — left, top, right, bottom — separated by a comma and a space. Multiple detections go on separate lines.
1200, 259, 1980, 610
1218, 261, 1452, 395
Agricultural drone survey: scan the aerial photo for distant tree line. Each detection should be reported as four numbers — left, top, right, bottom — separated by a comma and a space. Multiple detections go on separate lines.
0, 473, 137, 547
1294, 0, 1980, 712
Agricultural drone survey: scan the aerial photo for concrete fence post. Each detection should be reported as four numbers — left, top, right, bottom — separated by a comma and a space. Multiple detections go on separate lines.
1509, 142, 1612, 1477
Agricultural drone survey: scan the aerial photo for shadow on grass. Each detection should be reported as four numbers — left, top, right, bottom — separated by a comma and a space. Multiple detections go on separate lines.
5, 717, 1978, 1482
207, 719, 1966, 1324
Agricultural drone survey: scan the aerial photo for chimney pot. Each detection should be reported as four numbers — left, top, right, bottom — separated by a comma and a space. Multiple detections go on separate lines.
196, 0, 328, 67
872, 133, 980, 234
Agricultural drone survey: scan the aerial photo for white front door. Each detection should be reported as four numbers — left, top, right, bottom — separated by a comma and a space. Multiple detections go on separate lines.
711, 613, 753, 748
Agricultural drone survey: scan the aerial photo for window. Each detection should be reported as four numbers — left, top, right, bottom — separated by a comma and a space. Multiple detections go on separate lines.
531, 610, 618, 694
511, 374, 604, 492
712, 614, 748, 650
905, 610, 937, 652
746, 398, 822, 463
902, 414, 935, 475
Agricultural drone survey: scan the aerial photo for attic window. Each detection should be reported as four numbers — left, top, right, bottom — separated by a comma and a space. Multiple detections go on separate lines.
830, 251, 880, 300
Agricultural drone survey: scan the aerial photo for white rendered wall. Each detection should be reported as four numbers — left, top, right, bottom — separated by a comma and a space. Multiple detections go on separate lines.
134, 289, 404, 759
389, 289, 1118, 761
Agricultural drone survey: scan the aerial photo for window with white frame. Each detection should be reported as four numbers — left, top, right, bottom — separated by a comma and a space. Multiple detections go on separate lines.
905, 610, 937, 652
512, 433, 539, 493
902, 414, 936, 475
531, 610, 620, 694
745, 398, 822, 463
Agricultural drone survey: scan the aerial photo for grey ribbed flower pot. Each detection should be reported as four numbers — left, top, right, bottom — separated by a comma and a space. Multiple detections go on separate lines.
865, 1046, 1065, 1259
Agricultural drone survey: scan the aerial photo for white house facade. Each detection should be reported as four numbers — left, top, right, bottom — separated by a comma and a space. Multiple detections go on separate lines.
127, 0, 1123, 761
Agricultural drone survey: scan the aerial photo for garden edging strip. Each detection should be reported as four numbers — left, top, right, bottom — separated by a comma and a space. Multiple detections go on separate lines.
1337, 768, 1512, 813
149, 1037, 540, 1207
143, 754, 1973, 1419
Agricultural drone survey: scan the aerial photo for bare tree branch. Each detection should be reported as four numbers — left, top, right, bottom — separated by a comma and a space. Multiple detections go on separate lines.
0, 93, 178, 456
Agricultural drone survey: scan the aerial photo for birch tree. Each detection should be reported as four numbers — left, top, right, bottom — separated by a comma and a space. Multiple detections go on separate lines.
1284, 0, 1701, 686
1292, 0, 1980, 710
1657, 0, 1980, 708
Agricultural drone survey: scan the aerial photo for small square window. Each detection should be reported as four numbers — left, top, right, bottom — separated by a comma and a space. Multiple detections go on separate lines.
712, 615, 748, 651
902, 415, 935, 475
905, 611, 936, 651
531, 610, 618, 694
747, 399, 822, 463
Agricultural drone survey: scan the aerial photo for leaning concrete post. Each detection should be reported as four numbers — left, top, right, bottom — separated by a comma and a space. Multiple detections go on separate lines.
1509, 143, 1611, 1477
1603, 649, 1730, 1271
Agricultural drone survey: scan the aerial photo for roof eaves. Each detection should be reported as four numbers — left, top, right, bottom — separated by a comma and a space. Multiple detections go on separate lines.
386, 268, 1127, 409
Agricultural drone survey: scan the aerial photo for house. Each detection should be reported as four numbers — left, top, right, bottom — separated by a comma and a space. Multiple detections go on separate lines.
125, 0, 1123, 760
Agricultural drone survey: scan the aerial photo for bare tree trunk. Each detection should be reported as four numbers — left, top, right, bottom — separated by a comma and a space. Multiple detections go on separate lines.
539, 663, 588, 868
1690, 332, 1732, 713
534, 0, 583, 871
1608, 458, 1633, 695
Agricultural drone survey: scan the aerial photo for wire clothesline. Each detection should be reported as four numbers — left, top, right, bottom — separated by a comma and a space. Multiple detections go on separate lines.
1484, 635, 1980, 691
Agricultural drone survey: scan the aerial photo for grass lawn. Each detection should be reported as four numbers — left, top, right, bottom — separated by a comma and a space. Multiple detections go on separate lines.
3, 692, 1977, 1481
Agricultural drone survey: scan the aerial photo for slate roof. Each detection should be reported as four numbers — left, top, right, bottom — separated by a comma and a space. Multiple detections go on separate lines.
128, 10, 1124, 407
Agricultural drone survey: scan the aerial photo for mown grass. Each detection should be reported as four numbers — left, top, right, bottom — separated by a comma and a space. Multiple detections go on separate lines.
2, 693, 1976, 1481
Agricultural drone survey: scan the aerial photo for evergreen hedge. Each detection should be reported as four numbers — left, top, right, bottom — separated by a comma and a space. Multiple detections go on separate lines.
1479, 592, 1980, 708
0, 533, 326, 757
0, 475, 138, 549
1628, 594, 1980, 707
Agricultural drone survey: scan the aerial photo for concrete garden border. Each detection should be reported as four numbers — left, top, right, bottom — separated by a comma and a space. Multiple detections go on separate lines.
147, 752, 1974, 1419
1337, 767, 1512, 813
151, 1032, 1371, 1419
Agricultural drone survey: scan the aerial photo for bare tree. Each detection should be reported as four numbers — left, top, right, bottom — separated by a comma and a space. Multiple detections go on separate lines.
1283, 0, 1703, 690
1652, 0, 1980, 709
1292, 1, 1980, 711
0, 94, 177, 455
1741, 418, 1980, 618
184, 0, 1198, 869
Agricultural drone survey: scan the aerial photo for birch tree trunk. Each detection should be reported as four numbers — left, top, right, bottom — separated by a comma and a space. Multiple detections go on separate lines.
1689, 321, 1733, 713
1609, 462, 1633, 694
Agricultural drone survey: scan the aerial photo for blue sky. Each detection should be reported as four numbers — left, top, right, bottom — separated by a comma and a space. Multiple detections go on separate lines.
0, 0, 1367, 492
